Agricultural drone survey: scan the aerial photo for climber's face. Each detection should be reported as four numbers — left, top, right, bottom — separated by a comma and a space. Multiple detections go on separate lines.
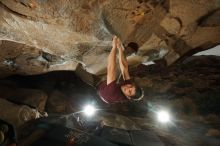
121, 84, 136, 98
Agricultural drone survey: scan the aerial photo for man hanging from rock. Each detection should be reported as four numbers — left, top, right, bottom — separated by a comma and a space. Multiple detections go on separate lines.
97, 36, 144, 104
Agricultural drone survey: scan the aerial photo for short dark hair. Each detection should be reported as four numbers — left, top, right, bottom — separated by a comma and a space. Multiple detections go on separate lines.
127, 42, 139, 53
131, 85, 144, 101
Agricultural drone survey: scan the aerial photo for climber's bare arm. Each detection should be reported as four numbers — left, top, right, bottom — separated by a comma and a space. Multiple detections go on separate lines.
107, 36, 118, 85
117, 38, 130, 80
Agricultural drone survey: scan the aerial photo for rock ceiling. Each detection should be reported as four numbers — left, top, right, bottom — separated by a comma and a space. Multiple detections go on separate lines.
0, 0, 220, 78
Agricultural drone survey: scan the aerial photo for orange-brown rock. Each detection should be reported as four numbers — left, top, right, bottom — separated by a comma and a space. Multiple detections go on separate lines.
0, 0, 219, 78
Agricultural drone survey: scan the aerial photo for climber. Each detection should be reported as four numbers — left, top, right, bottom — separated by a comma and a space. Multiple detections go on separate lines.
0, 119, 17, 146
97, 36, 144, 104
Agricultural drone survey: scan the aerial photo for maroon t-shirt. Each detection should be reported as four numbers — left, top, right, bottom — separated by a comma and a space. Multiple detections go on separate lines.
98, 79, 132, 104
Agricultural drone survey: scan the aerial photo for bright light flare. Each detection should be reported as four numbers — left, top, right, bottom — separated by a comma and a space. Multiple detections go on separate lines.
83, 105, 96, 117
157, 110, 170, 123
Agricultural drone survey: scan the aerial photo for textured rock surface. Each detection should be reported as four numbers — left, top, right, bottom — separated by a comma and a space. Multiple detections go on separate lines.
47, 90, 74, 114
0, 55, 219, 145
0, 0, 220, 77
0, 98, 41, 128
132, 55, 220, 115
100, 113, 141, 130
0, 84, 47, 112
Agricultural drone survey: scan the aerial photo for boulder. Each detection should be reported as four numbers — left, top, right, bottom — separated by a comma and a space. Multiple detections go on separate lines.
47, 90, 73, 114
0, 0, 219, 77
0, 98, 41, 128
0, 85, 47, 112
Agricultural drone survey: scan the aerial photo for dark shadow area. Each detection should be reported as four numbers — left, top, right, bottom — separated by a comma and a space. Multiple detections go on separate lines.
126, 42, 139, 55
2, 71, 148, 117
175, 43, 220, 64
0, 56, 220, 146
198, 8, 220, 27
4, 71, 105, 111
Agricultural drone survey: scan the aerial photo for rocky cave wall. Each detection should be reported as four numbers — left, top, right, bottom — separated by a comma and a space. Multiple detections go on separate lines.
0, 55, 219, 146
0, 0, 220, 78
0, 1, 220, 145
0, 55, 219, 128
